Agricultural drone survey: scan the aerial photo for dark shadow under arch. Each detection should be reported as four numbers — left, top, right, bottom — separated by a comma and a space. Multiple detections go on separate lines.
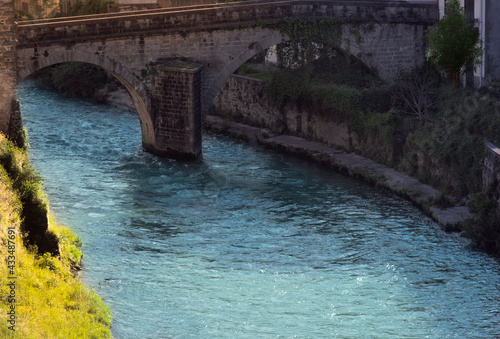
17, 52, 155, 148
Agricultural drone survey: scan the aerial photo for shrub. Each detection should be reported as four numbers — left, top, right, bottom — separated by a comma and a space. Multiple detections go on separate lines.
304, 83, 361, 122
463, 190, 500, 254
391, 63, 441, 124
262, 67, 312, 108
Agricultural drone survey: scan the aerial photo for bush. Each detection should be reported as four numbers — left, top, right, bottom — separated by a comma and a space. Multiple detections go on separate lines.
309, 52, 381, 89
305, 83, 361, 122
391, 63, 441, 123
262, 67, 312, 108
463, 190, 500, 254
437, 134, 485, 195
360, 86, 392, 113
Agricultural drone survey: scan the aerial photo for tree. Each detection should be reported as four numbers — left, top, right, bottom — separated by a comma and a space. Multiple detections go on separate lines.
393, 63, 440, 124
426, 0, 482, 85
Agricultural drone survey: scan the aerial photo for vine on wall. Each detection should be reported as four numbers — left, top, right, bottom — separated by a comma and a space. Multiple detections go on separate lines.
276, 18, 344, 69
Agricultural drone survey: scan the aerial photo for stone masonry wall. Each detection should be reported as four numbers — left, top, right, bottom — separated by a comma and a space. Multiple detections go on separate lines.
16, 0, 438, 115
0, 0, 16, 134
214, 75, 500, 208
10, 1, 437, 157
150, 65, 202, 158
15, 0, 437, 48
210, 74, 351, 149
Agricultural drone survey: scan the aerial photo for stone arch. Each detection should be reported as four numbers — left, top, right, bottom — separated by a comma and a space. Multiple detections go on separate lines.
202, 29, 286, 116
201, 27, 380, 117
17, 51, 155, 148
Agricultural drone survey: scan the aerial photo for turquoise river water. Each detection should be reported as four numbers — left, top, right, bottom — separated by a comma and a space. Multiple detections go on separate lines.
18, 81, 500, 338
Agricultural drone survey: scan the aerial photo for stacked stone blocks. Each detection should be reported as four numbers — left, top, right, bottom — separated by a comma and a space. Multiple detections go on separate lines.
151, 65, 202, 159
10, 0, 438, 158
0, 0, 16, 134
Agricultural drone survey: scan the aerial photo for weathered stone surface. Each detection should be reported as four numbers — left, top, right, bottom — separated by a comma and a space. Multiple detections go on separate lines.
0, 0, 16, 135
148, 64, 202, 159
430, 206, 472, 232
211, 74, 352, 149
3, 0, 438, 157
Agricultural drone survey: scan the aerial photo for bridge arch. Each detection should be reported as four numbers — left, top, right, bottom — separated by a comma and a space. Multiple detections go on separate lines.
17, 52, 155, 148
202, 30, 286, 116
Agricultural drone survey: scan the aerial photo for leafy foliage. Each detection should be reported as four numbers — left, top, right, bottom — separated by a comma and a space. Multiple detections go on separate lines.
463, 189, 500, 254
15, 0, 58, 20
426, 0, 482, 85
262, 67, 312, 108
305, 83, 361, 123
277, 18, 343, 69
64, 0, 115, 16
437, 134, 485, 195
15, 9, 35, 20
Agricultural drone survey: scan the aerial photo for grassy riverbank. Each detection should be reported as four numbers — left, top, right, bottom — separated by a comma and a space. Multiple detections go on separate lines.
0, 133, 112, 338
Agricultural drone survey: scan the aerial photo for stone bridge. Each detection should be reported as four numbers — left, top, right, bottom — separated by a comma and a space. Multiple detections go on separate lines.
1, 0, 438, 158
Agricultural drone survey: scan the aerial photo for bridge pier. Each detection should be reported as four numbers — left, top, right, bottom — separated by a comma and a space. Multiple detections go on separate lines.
146, 63, 202, 160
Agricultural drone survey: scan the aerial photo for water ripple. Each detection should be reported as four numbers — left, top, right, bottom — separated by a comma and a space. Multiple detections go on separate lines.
18, 81, 500, 339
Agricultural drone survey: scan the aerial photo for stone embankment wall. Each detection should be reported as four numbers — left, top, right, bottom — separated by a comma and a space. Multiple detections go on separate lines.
211, 74, 500, 204
210, 74, 351, 149
0, 0, 17, 136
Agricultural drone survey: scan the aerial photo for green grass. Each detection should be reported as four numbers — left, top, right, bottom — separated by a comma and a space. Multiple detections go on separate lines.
234, 63, 275, 82
0, 133, 112, 338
